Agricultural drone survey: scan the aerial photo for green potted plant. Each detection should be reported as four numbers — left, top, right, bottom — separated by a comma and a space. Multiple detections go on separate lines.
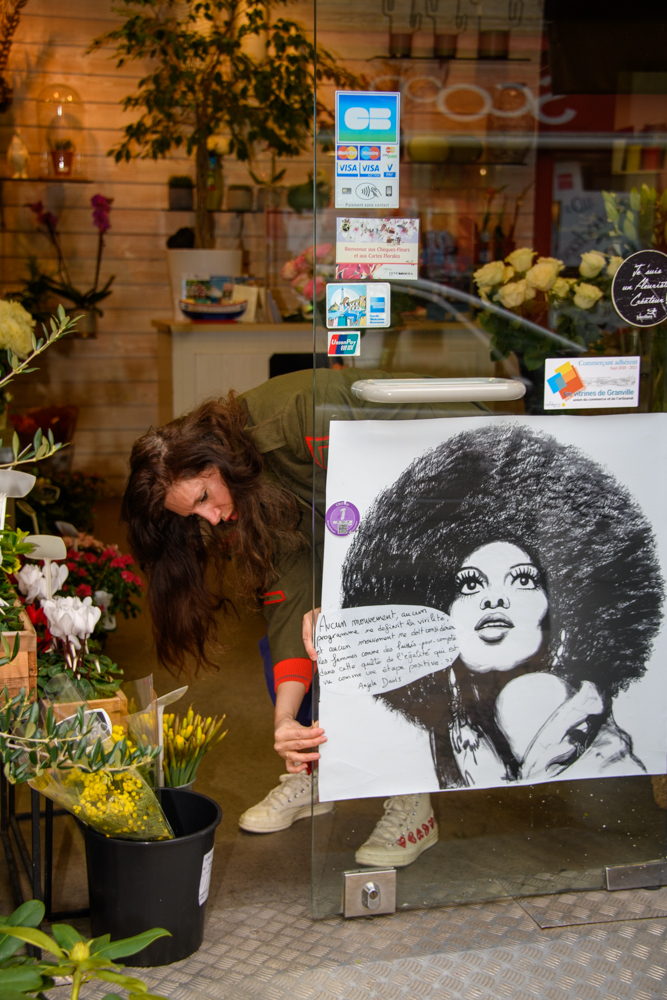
0, 899, 170, 1000
91, 0, 359, 262
168, 174, 194, 212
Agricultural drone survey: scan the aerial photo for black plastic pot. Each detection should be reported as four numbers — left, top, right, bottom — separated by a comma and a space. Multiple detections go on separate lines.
84, 789, 222, 967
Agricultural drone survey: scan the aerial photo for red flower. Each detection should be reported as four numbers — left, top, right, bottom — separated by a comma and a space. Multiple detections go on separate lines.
76, 584, 92, 598
65, 561, 77, 572
82, 552, 98, 564
132, 574, 143, 589
66, 549, 81, 561
77, 567, 87, 577
121, 570, 134, 583
100, 547, 117, 561
111, 554, 133, 568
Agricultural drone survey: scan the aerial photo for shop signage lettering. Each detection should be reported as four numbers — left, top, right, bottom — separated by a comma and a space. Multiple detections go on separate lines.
612, 250, 667, 328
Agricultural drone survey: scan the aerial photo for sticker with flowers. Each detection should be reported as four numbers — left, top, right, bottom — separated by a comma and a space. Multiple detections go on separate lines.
472, 248, 627, 373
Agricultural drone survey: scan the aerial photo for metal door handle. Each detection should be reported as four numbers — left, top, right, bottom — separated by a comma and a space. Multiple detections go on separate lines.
351, 377, 526, 404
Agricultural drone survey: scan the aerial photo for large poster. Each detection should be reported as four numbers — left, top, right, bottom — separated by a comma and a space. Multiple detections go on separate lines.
317, 415, 667, 802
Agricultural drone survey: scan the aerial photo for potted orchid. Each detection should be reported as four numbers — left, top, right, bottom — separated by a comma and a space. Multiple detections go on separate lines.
18, 195, 115, 338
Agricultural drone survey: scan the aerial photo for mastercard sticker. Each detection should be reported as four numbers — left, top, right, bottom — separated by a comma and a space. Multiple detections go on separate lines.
336, 145, 358, 160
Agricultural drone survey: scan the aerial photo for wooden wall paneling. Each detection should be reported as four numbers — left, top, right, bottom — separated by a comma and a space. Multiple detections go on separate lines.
0, 0, 316, 495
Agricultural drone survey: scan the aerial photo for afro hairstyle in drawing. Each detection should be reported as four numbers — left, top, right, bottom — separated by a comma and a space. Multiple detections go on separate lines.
341, 422, 664, 703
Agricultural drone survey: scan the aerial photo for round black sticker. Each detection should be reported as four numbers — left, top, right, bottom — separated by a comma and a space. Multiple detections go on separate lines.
611, 249, 667, 328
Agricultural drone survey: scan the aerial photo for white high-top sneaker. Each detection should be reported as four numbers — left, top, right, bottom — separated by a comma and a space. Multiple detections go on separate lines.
355, 793, 438, 867
238, 771, 335, 833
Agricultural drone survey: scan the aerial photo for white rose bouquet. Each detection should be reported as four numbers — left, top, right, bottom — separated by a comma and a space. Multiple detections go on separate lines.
473, 248, 626, 376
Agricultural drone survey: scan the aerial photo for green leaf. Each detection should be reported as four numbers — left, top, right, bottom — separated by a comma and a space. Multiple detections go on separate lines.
95, 928, 171, 961
50, 924, 83, 950
11, 434, 18, 460
0, 989, 44, 1000
0, 966, 45, 991
89, 934, 111, 955
0, 928, 63, 959
0, 902, 44, 962
97, 970, 149, 990
99, 995, 125, 1000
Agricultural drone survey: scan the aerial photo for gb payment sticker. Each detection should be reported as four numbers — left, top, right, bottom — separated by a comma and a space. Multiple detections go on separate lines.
335, 91, 400, 209
326, 282, 391, 328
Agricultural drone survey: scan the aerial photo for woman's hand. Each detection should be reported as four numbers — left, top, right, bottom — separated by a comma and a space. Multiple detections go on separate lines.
275, 716, 327, 773
274, 678, 326, 773
302, 607, 321, 661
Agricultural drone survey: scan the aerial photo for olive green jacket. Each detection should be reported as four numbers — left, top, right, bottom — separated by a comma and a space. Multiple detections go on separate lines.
238, 368, 478, 678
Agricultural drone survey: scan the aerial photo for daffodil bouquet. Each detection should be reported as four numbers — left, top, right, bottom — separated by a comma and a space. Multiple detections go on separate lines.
162, 707, 226, 788
473, 248, 626, 372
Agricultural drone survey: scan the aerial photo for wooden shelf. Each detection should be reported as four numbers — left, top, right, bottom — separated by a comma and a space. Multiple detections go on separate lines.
1, 176, 92, 183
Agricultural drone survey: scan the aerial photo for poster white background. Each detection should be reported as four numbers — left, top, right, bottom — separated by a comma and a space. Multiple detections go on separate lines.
319, 414, 667, 801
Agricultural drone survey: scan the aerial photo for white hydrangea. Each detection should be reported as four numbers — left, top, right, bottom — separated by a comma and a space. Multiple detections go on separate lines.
0, 300, 35, 358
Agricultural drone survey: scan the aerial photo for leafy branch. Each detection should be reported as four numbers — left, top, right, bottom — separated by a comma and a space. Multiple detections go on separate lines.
0, 689, 160, 784
0, 305, 79, 470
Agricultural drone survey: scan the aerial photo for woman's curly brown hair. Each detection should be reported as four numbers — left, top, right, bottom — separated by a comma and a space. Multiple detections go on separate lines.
121, 394, 302, 673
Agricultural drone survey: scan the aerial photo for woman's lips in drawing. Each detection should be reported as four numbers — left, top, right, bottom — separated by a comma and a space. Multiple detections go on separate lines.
474, 612, 514, 636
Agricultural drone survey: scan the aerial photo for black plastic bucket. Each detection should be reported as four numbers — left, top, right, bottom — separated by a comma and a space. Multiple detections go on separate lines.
84, 788, 222, 966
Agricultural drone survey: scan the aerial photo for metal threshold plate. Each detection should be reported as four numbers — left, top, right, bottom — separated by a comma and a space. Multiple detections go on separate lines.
606, 860, 667, 891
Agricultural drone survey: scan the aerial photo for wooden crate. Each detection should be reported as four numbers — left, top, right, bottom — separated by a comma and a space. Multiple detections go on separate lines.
47, 689, 129, 731
0, 608, 37, 699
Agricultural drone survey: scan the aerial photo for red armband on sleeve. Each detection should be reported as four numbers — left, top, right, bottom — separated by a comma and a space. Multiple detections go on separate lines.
274, 657, 315, 692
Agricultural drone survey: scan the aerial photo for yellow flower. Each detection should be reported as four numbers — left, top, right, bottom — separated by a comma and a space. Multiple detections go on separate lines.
551, 277, 573, 298
607, 255, 624, 277
505, 248, 535, 272
473, 260, 505, 288
579, 251, 607, 279
573, 282, 604, 309
498, 279, 530, 309
526, 257, 563, 292
502, 265, 515, 283
0, 300, 35, 358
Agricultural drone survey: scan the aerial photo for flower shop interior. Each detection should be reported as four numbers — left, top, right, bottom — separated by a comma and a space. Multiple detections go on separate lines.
0, 0, 666, 998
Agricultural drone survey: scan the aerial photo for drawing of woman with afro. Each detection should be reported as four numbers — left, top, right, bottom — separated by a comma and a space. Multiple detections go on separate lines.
341, 422, 664, 789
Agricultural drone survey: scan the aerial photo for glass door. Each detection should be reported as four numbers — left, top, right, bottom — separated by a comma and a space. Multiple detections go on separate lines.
309, 0, 667, 918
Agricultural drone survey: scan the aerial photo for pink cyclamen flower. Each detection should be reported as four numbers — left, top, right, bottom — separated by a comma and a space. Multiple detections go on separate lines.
121, 570, 135, 583
91, 193, 113, 234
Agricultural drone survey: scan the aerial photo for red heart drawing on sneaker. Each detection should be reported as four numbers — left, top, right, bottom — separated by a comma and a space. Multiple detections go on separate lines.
416, 828, 423, 840
422, 824, 430, 835
408, 832, 416, 843
397, 836, 406, 848
428, 817, 435, 828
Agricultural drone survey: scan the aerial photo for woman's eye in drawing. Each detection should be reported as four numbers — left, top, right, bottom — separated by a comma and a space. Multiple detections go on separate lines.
455, 569, 486, 594
509, 565, 540, 589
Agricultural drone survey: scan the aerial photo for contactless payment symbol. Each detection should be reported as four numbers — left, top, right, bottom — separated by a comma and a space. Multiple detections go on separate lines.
336, 91, 400, 145
326, 501, 360, 537
547, 361, 585, 400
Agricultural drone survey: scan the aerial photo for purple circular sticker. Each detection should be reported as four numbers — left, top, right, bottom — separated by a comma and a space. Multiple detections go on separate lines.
326, 501, 360, 537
